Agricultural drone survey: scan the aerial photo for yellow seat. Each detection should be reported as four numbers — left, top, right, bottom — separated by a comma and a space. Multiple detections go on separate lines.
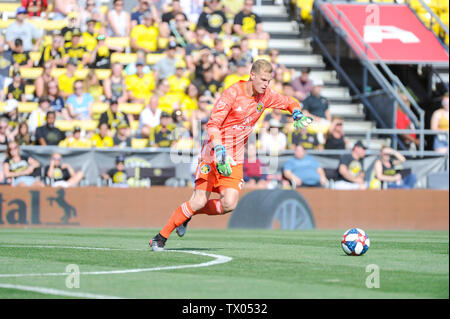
0, 2, 21, 13
0, 20, 13, 29
105, 37, 130, 49
19, 67, 43, 79
248, 39, 268, 50
119, 103, 144, 115
50, 68, 66, 77
111, 52, 137, 64
74, 69, 89, 79
95, 69, 111, 80
131, 138, 149, 149
55, 120, 74, 132
92, 102, 109, 115
255, 54, 271, 62
76, 120, 98, 131
146, 53, 165, 65
283, 71, 292, 83
29, 19, 67, 31
18, 102, 38, 113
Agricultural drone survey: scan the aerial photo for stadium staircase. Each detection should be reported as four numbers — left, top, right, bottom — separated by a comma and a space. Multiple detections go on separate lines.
254, 0, 387, 149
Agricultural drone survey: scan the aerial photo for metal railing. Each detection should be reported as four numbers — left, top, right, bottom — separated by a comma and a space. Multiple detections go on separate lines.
314, 0, 427, 151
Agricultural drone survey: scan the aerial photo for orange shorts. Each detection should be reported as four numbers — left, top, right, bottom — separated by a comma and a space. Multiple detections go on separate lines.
194, 161, 244, 193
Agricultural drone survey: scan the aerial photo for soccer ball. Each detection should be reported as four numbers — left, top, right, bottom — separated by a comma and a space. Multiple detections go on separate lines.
341, 228, 370, 256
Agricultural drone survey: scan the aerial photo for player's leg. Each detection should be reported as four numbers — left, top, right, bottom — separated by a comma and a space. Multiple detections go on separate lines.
175, 189, 211, 237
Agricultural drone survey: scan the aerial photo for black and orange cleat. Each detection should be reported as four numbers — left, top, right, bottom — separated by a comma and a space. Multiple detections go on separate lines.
149, 233, 167, 251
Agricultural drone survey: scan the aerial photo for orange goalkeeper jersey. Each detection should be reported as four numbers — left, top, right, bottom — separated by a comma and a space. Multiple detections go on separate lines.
201, 80, 301, 164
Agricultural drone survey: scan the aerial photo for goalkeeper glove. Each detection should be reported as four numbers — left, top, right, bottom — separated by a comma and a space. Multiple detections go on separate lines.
214, 145, 236, 177
292, 109, 313, 130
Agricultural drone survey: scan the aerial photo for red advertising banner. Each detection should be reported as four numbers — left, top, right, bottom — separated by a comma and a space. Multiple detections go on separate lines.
322, 3, 449, 64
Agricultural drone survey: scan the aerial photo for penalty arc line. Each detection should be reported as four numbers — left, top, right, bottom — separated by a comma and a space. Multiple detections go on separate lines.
0, 245, 233, 298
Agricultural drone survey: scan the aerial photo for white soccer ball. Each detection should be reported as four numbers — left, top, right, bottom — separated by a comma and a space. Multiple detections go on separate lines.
341, 228, 370, 256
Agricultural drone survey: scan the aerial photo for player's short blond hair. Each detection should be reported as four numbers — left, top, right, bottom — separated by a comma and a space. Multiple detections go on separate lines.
251, 59, 273, 75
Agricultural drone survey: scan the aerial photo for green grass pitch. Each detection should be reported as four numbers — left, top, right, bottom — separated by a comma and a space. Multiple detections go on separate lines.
0, 228, 448, 299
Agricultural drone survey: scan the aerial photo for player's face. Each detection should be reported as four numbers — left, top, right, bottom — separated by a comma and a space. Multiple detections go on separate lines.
251, 71, 272, 94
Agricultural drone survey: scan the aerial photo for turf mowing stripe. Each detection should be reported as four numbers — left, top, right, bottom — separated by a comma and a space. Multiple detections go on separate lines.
0, 284, 122, 299
0, 245, 233, 278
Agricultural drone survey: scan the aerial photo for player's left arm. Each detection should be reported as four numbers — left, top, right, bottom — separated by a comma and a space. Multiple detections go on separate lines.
266, 88, 313, 130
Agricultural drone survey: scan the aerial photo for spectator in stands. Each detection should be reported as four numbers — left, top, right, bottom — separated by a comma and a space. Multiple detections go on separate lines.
168, 61, 190, 95
302, 78, 331, 122
0, 117, 12, 146
99, 99, 130, 133
260, 118, 287, 155
185, 28, 210, 70
239, 37, 254, 64
283, 144, 328, 188
132, 0, 152, 27
221, 0, 244, 21
84, 70, 104, 102
197, 0, 231, 38
150, 112, 175, 148
334, 140, 367, 190
39, 31, 66, 68
289, 125, 322, 151
53, 0, 79, 20
372, 146, 416, 189
65, 28, 90, 67
179, 0, 203, 24
58, 58, 78, 98
79, 0, 104, 31
191, 94, 211, 124
223, 59, 250, 89
67, 80, 94, 120
270, 68, 285, 93
58, 126, 92, 148
154, 41, 179, 80
82, 19, 98, 52
126, 59, 156, 103
291, 67, 313, 102
139, 95, 161, 138
192, 65, 222, 98
113, 121, 132, 147
104, 63, 128, 104
262, 108, 288, 130
0, 37, 13, 98
396, 94, 420, 151
61, 12, 80, 44
47, 80, 69, 120
91, 122, 114, 148
430, 93, 449, 154
181, 84, 201, 117
325, 116, 350, 150
102, 155, 128, 187
5, 7, 43, 52
228, 44, 243, 72
28, 96, 51, 136
244, 143, 267, 189
22, 0, 49, 18
10, 38, 32, 68
45, 152, 84, 187
2, 141, 44, 187
125, 50, 151, 76
88, 34, 112, 69
15, 121, 32, 146
2, 100, 21, 141
233, 0, 269, 40
35, 111, 65, 146
35, 62, 56, 99
107, 0, 131, 37
130, 12, 159, 54
169, 12, 195, 46
7, 71, 26, 102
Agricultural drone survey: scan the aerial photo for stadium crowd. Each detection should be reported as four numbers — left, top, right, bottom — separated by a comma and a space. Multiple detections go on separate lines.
0, 0, 447, 189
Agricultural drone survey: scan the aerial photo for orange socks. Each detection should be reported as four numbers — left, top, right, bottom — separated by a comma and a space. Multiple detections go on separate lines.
159, 200, 224, 239
193, 199, 223, 216
160, 202, 193, 239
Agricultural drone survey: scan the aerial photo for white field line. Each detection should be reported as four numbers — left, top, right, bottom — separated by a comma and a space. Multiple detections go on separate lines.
0, 245, 233, 278
0, 283, 122, 299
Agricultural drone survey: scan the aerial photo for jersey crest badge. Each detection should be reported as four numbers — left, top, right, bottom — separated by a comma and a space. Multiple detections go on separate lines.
257, 101, 264, 113
200, 164, 211, 174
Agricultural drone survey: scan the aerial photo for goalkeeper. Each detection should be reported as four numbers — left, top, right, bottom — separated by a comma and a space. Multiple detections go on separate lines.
150, 59, 313, 251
